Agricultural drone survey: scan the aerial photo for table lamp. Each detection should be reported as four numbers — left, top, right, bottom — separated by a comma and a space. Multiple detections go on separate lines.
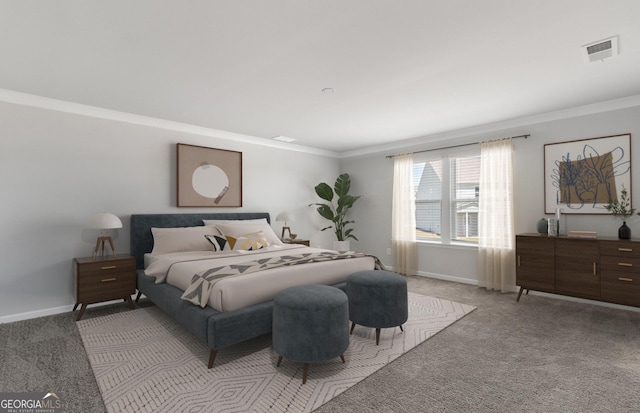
87, 212, 123, 259
276, 211, 296, 240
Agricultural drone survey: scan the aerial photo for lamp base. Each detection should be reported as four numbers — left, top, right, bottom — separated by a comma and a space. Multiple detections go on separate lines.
93, 236, 117, 260
281, 226, 291, 240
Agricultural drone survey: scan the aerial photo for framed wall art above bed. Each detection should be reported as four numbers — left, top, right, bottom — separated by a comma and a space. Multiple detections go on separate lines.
544, 134, 631, 214
177, 143, 242, 207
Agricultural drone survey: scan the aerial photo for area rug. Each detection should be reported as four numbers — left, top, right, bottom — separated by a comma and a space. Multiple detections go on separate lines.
77, 293, 475, 413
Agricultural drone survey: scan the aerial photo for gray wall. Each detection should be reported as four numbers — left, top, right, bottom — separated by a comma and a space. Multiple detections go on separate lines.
0, 100, 339, 322
2, 95, 639, 322
344, 105, 640, 285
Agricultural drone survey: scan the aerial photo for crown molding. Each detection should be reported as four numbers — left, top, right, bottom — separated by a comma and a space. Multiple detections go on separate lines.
340, 94, 640, 158
0, 88, 339, 158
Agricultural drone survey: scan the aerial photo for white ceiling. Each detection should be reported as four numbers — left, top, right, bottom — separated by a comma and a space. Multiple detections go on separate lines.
2, 1, 640, 153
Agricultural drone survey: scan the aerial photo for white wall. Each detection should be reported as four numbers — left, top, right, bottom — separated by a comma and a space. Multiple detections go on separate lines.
344, 104, 640, 284
0, 100, 339, 322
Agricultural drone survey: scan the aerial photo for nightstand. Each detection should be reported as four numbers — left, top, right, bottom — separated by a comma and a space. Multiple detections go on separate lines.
283, 239, 310, 246
73, 255, 136, 321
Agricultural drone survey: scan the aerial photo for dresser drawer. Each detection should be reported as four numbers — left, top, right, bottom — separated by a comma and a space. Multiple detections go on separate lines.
600, 255, 640, 273
601, 271, 640, 306
76, 259, 135, 277
600, 241, 640, 258
76, 273, 135, 303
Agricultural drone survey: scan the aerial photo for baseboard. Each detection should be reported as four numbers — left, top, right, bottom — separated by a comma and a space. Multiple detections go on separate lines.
0, 296, 140, 324
415, 270, 478, 286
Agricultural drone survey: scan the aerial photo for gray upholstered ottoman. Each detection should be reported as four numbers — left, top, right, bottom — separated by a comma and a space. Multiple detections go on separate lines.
346, 270, 408, 345
272, 284, 349, 384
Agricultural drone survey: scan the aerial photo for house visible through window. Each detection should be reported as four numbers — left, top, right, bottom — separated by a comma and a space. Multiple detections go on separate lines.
413, 151, 480, 244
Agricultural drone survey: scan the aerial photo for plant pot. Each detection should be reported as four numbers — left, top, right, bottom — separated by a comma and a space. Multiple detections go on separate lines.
333, 240, 351, 252
618, 222, 631, 239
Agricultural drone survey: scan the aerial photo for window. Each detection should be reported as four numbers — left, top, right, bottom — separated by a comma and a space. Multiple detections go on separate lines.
414, 151, 480, 244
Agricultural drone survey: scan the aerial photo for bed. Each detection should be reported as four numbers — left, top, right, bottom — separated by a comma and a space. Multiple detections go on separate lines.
130, 212, 376, 368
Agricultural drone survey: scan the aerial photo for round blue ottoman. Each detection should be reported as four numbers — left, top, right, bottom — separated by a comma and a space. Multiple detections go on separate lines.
272, 284, 349, 384
346, 270, 408, 345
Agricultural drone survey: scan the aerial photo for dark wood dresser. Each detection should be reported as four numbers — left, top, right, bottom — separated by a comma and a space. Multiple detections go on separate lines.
516, 234, 640, 307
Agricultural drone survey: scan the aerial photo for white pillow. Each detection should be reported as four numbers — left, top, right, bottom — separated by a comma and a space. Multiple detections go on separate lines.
211, 219, 283, 246
151, 225, 221, 255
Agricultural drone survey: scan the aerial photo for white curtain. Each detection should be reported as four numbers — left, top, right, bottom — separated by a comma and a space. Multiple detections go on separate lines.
478, 138, 516, 292
392, 154, 417, 275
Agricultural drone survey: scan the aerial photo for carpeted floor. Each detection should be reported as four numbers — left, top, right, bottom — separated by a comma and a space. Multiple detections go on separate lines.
77, 293, 473, 413
2, 276, 640, 413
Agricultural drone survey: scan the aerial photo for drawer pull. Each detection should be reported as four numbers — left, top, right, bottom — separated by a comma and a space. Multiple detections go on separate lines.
618, 262, 633, 267
101, 277, 117, 282
593, 262, 597, 276
618, 277, 634, 282
618, 248, 633, 252
101, 265, 117, 270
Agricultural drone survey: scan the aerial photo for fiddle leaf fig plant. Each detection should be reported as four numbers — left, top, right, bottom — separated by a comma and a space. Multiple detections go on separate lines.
310, 173, 361, 241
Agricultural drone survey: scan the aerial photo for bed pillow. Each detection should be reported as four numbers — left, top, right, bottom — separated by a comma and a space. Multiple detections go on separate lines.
225, 231, 270, 251
211, 219, 283, 246
204, 234, 230, 252
206, 231, 269, 251
151, 225, 220, 254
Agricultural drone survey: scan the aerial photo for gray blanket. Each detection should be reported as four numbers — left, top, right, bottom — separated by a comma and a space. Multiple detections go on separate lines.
181, 251, 383, 307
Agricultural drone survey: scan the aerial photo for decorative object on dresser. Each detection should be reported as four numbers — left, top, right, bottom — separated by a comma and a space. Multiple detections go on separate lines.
515, 234, 640, 307
73, 254, 136, 320
276, 210, 296, 240
543, 134, 631, 214
310, 173, 361, 251
604, 184, 635, 239
176, 143, 242, 207
86, 212, 123, 259
536, 218, 548, 234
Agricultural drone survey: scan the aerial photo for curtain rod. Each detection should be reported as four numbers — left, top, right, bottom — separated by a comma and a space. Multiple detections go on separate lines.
385, 134, 530, 158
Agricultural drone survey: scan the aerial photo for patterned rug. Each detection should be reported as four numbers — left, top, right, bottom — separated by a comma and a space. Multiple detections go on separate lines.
77, 293, 475, 413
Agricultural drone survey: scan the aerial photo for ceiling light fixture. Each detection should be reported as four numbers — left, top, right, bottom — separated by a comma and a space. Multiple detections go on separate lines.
322, 88, 335, 93
273, 136, 297, 143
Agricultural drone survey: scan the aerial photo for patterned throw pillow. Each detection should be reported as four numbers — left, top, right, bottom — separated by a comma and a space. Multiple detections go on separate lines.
205, 231, 270, 251
225, 231, 270, 251
204, 234, 230, 252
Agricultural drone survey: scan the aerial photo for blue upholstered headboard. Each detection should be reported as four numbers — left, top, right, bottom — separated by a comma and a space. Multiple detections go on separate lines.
130, 213, 271, 269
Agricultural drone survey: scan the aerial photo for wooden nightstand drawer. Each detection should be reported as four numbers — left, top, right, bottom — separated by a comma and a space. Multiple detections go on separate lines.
77, 273, 135, 299
73, 255, 136, 320
76, 259, 136, 276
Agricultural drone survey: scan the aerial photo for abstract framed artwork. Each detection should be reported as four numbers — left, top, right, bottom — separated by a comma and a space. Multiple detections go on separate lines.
544, 134, 631, 214
177, 143, 242, 207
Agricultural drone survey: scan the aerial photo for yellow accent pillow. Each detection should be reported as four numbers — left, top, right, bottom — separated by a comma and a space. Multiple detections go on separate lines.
225, 231, 270, 251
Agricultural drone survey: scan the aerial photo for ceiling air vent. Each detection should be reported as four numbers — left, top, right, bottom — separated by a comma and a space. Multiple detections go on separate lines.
581, 36, 618, 63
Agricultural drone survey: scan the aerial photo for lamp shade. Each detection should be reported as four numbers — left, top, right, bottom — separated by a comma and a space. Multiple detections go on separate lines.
276, 211, 295, 222
86, 212, 123, 229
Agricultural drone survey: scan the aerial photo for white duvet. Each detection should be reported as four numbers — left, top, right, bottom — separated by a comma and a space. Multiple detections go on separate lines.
143, 244, 375, 312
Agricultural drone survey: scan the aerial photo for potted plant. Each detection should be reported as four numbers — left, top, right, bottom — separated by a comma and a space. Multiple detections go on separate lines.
604, 185, 635, 239
310, 173, 361, 250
